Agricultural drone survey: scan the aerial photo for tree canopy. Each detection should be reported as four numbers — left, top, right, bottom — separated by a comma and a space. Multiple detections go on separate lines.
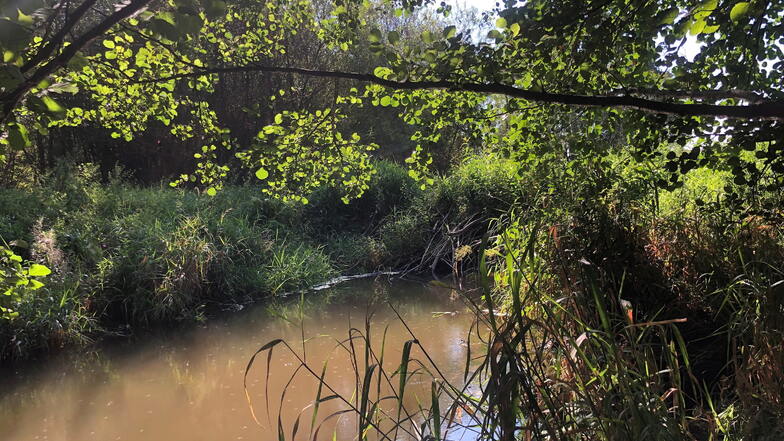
0, 0, 782, 201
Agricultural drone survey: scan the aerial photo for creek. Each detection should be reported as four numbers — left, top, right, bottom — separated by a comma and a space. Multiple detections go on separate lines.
0, 278, 480, 441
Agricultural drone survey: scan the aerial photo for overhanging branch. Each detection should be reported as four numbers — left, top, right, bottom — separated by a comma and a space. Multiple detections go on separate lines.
136, 65, 784, 121
0, 0, 153, 123
21, 0, 100, 73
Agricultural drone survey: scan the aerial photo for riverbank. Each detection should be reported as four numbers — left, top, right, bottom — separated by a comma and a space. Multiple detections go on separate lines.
0, 158, 521, 360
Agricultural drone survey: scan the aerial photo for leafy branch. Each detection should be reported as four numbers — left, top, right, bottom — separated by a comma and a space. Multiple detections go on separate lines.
132, 64, 784, 120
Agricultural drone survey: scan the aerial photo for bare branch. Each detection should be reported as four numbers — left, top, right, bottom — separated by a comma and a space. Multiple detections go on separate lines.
627, 88, 769, 104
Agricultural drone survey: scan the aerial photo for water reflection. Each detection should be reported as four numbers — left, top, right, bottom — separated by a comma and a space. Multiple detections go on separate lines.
0, 278, 479, 441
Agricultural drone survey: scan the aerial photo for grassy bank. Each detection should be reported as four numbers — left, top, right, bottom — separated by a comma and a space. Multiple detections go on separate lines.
0, 158, 525, 360
463, 152, 784, 439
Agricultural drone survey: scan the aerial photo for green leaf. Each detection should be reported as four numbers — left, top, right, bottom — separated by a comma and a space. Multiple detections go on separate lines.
496, 17, 507, 28
694, 0, 718, 19
7, 123, 30, 150
102, 40, 115, 49
0, 18, 32, 52
702, 24, 720, 33
206, 187, 217, 196
27, 95, 65, 116
27, 264, 51, 277
274, 113, 283, 124
443, 25, 456, 39
431, 381, 441, 441
659, 7, 680, 25
41, 96, 65, 115
388, 30, 400, 44
373, 66, 392, 78
689, 19, 707, 35
255, 167, 269, 180
16, 10, 34, 26
487, 30, 503, 41
730, 2, 750, 21
368, 29, 382, 43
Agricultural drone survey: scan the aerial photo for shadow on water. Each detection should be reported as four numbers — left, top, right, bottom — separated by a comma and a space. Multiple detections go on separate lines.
0, 276, 480, 441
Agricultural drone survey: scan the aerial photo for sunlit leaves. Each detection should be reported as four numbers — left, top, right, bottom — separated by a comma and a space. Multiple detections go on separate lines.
729, 2, 750, 21
1, 0, 781, 207
27, 264, 51, 277
1, 245, 50, 320
240, 108, 378, 203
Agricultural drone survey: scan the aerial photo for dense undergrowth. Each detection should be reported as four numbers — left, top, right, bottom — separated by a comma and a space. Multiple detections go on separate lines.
468, 153, 784, 439
0, 158, 525, 360
2, 149, 784, 439
245, 150, 783, 440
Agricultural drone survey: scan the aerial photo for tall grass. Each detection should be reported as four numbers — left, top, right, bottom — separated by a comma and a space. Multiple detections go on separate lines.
250, 151, 784, 440
249, 223, 715, 440
0, 169, 343, 359
1, 156, 531, 360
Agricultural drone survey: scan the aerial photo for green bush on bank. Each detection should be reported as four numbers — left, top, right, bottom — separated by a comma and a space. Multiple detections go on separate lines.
0, 176, 328, 358
0, 157, 530, 359
378, 155, 526, 265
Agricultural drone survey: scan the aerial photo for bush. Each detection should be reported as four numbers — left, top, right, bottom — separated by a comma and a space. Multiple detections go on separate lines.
377, 155, 525, 269
305, 160, 421, 235
0, 167, 348, 358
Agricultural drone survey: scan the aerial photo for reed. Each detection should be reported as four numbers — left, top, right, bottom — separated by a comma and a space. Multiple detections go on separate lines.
248, 224, 718, 440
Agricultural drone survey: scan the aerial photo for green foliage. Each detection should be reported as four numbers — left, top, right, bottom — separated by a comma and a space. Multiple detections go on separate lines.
0, 2, 782, 433
0, 160, 430, 358
477, 226, 705, 440
305, 160, 421, 234
259, 240, 336, 295
378, 155, 526, 266
240, 108, 379, 203
0, 244, 50, 320
3, 0, 780, 205
321, 234, 385, 273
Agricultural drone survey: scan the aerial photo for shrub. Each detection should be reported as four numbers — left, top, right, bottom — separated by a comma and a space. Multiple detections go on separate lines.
305, 160, 421, 235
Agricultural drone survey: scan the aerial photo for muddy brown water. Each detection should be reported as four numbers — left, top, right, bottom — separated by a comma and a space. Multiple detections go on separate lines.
0, 278, 483, 441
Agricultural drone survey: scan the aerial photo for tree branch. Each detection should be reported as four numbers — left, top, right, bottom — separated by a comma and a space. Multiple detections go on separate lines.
628, 88, 769, 104
21, 0, 100, 73
135, 64, 784, 120
1, 0, 153, 122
